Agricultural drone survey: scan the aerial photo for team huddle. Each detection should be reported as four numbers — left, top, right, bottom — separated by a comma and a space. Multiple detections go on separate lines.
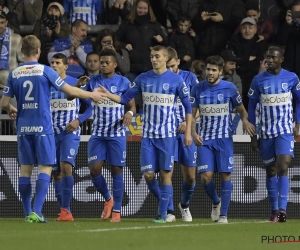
1, 35, 299, 224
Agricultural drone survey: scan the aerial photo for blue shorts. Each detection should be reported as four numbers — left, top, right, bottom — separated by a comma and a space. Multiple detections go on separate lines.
259, 134, 294, 167
174, 133, 197, 167
52, 131, 80, 174
197, 138, 233, 173
140, 137, 176, 173
88, 136, 126, 167
18, 134, 56, 165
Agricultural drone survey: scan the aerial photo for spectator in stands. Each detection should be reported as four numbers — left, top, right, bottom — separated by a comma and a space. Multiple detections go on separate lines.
0, 0, 20, 34
105, 0, 133, 24
95, 28, 130, 75
220, 49, 243, 96
192, 0, 246, 60
64, 0, 105, 25
227, 17, 268, 110
47, 19, 93, 78
0, 10, 23, 134
116, 0, 168, 82
33, 2, 69, 65
283, 0, 300, 77
276, 9, 294, 49
7, 0, 43, 25
169, 15, 198, 71
82, 52, 101, 76
233, 0, 275, 43
190, 59, 205, 82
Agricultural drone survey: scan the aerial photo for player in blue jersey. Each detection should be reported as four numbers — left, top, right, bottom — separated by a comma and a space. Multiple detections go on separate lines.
166, 47, 198, 222
100, 45, 193, 223
191, 55, 255, 223
0, 35, 105, 223
73, 48, 136, 223
248, 46, 300, 222
50, 53, 92, 221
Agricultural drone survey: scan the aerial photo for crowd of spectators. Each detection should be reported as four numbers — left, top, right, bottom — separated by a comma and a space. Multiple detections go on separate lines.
1, 0, 300, 134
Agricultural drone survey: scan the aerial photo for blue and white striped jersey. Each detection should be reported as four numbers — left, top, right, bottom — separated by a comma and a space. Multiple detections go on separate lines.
248, 69, 300, 139
83, 74, 130, 137
51, 76, 80, 135
3, 62, 66, 135
64, 0, 103, 25
176, 70, 198, 126
128, 70, 189, 138
191, 80, 242, 140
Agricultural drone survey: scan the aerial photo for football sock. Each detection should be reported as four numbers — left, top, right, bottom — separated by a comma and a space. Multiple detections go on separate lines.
167, 185, 174, 213
33, 173, 51, 215
62, 176, 74, 211
54, 181, 62, 208
266, 176, 278, 211
146, 178, 160, 201
112, 174, 123, 213
159, 184, 172, 220
18, 177, 32, 216
278, 176, 289, 211
91, 174, 111, 201
201, 180, 220, 205
181, 181, 195, 208
220, 180, 232, 216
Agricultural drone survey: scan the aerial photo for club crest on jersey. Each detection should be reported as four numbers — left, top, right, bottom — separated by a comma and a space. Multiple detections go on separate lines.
282, 82, 288, 91
87, 0, 92, 5
190, 96, 195, 104
236, 95, 242, 103
291, 141, 294, 149
248, 88, 254, 96
70, 149, 75, 156
163, 83, 169, 90
229, 157, 234, 164
111, 86, 117, 93
130, 82, 136, 88
183, 87, 189, 94
194, 152, 197, 159
123, 151, 126, 159
296, 82, 300, 90
217, 94, 224, 101
3, 86, 9, 93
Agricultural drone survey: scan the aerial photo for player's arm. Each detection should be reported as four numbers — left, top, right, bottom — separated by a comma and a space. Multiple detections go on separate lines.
191, 106, 203, 146
235, 104, 255, 137
122, 99, 136, 126
291, 78, 300, 138
1, 96, 17, 119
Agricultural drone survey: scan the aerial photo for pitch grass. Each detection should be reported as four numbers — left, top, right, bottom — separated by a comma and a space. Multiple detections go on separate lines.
0, 218, 300, 250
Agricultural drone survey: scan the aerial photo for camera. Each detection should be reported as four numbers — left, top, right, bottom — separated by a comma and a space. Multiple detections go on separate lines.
102, 41, 112, 45
42, 14, 59, 30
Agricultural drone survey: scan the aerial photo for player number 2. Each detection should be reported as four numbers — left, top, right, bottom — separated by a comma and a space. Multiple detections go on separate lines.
23, 80, 34, 101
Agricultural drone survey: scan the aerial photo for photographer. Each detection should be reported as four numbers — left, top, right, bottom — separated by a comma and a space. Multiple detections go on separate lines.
33, 2, 69, 65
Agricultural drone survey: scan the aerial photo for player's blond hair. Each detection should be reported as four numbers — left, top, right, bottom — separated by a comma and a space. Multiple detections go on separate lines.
151, 45, 168, 57
167, 47, 178, 62
21, 35, 41, 57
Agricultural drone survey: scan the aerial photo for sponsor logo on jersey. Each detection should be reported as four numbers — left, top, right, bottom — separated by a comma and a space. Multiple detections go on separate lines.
94, 97, 122, 107
20, 126, 44, 133
260, 92, 291, 106
50, 99, 77, 111
141, 165, 152, 171
13, 65, 44, 79
199, 103, 229, 116
142, 93, 175, 106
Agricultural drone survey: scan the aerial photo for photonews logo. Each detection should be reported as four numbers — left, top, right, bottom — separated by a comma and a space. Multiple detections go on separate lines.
261, 235, 300, 244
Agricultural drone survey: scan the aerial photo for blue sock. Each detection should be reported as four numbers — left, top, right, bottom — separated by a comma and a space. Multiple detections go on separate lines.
201, 181, 220, 204
112, 174, 123, 213
159, 184, 172, 220
146, 178, 161, 201
54, 181, 62, 208
18, 177, 32, 216
33, 173, 50, 215
91, 174, 111, 201
181, 181, 196, 207
62, 176, 74, 211
266, 176, 278, 211
278, 176, 289, 211
220, 180, 232, 216
167, 185, 174, 213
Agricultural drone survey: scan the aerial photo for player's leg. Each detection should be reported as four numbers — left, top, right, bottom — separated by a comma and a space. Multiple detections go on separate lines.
141, 138, 161, 202
215, 138, 234, 224
107, 137, 127, 222
56, 132, 80, 221
259, 137, 278, 222
88, 136, 113, 220
177, 134, 197, 222
52, 135, 62, 209
274, 134, 293, 222
18, 135, 35, 218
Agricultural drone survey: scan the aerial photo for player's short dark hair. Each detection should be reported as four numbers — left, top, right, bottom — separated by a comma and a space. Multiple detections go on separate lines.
151, 45, 168, 56
267, 46, 284, 57
191, 60, 205, 75
205, 55, 224, 70
52, 53, 68, 65
167, 47, 178, 61
178, 15, 191, 23
71, 19, 87, 29
99, 48, 117, 61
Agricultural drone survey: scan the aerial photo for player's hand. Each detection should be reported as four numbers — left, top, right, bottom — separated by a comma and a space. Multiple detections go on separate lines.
125, 44, 133, 51
192, 132, 203, 146
178, 121, 186, 134
91, 87, 106, 103
65, 119, 80, 133
243, 120, 255, 137
8, 106, 17, 120
153, 35, 163, 43
259, 58, 268, 73
210, 12, 223, 22
98, 85, 109, 94
120, 111, 133, 126
293, 123, 300, 139
250, 135, 258, 151
76, 76, 90, 87
184, 133, 193, 147
201, 11, 210, 21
